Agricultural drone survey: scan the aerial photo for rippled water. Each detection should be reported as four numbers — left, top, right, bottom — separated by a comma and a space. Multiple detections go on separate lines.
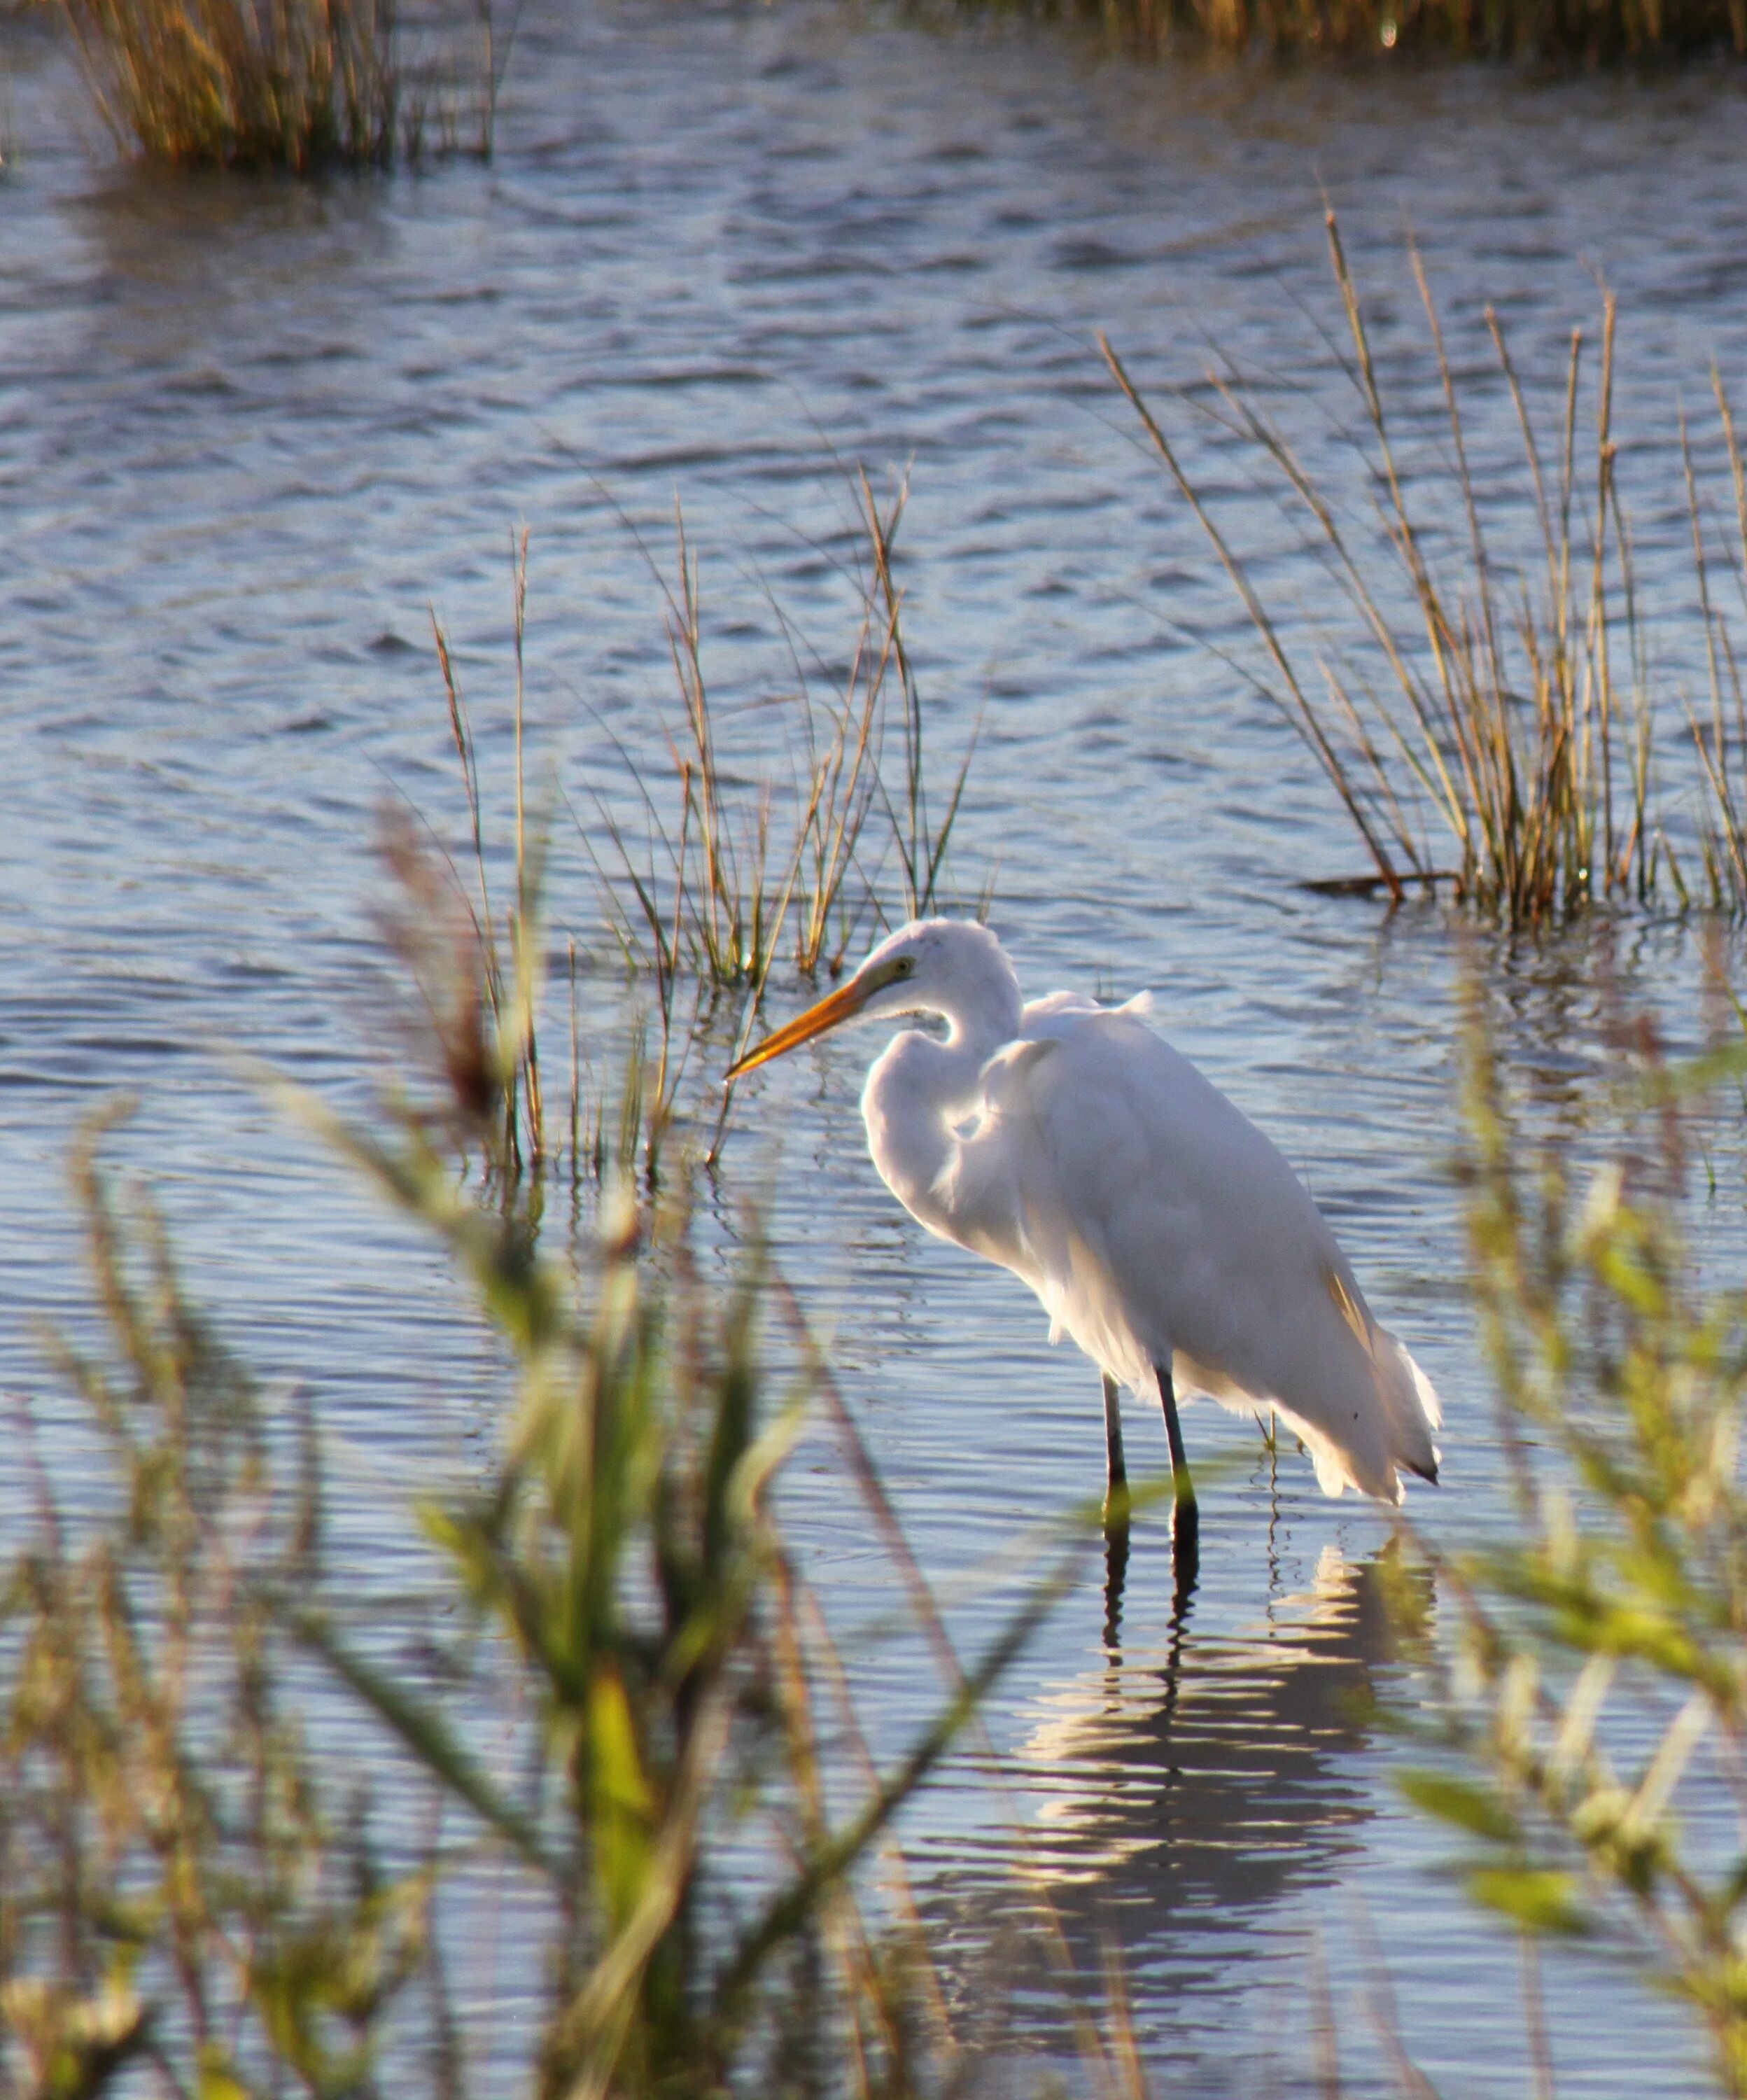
6, 6, 1747, 2089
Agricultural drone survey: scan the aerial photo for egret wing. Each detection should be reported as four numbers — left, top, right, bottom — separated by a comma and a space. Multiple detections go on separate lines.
944, 1009, 1440, 1501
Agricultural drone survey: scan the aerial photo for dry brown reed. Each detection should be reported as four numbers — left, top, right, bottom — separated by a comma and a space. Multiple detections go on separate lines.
408, 487, 981, 1194
61, 0, 498, 171
1107, 213, 1666, 925
585, 477, 978, 1006
428, 528, 547, 1176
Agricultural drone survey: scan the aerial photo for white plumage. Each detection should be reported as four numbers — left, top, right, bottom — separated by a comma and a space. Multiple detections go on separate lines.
728, 918, 1441, 1507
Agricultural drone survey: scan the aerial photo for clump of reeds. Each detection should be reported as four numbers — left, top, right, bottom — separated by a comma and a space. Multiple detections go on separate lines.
951, 0, 1745, 61
1395, 978, 1747, 2094
585, 476, 978, 1004
60, 0, 500, 171
412, 495, 981, 1191
1104, 215, 1747, 924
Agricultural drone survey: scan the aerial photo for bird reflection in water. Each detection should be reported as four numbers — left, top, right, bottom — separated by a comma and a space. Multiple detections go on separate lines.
923, 1541, 1426, 2051
1025, 1544, 1414, 1893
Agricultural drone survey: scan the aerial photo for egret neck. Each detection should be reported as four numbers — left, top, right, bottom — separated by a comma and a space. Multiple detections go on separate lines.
858, 941, 1021, 1244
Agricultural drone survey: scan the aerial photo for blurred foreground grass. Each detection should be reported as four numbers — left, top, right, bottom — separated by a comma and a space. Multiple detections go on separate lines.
1394, 967, 1747, 2097
0, 872, 1083, 2100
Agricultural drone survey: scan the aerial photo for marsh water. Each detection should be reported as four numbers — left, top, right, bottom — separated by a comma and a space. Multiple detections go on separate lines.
6, 6, 1747, 2089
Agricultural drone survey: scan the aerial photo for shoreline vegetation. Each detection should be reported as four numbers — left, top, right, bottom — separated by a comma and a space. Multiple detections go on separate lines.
40, 0, 1747, 176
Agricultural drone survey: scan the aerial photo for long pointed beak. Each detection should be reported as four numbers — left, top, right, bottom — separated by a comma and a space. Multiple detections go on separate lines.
724, 975, 874, 1082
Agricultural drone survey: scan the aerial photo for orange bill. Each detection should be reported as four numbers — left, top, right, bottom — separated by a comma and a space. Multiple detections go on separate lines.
724, 975, 875, 1082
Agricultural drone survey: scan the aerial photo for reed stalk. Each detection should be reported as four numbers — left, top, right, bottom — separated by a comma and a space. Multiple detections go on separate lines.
862, 471, 979, 927
427, 529, 545, 1179
1683, 371, 1747, 911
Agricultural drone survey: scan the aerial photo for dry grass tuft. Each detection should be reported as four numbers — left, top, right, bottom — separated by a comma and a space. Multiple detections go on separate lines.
1104, 214, 1747, 924
583, 477, 979, 1002
61, 0, 500, 171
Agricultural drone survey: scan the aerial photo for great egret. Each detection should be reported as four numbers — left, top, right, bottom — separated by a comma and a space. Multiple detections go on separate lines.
726, 919, 1441, 1550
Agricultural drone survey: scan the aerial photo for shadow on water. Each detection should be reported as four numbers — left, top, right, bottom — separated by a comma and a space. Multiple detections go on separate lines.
918, 1541, 1427, 2053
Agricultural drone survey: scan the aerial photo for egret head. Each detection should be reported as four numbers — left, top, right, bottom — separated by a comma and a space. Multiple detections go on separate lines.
724, 919, 1019, 1081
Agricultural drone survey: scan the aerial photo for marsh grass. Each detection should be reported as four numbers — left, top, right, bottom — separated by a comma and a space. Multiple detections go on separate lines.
950, 0, 1747, 60
1107, 216, 1747, 925
584, 478, 978, 1004
1395, 982, 1747, 2095
61, 0, 500, 171
0, 1105, 450, 2099
409, 491, 983, 1191
1107, 213, 1667, 925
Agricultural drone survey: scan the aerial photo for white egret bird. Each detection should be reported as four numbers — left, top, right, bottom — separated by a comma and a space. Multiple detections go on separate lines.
726, 919, 1441, 1533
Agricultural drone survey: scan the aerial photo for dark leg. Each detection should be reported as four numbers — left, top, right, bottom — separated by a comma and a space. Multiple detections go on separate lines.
1156, 1360, 1200, 1589
1102, 1372, 1128, 1518
1155, 1361, 1196, 1511
1100, 1373, 1130, 1650
1154, 1367, 1200, 1732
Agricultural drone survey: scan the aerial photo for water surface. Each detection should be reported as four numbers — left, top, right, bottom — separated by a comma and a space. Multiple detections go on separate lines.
4, 10, 1747, 2089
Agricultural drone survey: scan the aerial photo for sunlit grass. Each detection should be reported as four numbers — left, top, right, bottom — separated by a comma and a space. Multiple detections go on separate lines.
581, 478, 980, 1008
416, 490, 984, 1194
60, 0, 502, 171
1107, 212, 1747, 925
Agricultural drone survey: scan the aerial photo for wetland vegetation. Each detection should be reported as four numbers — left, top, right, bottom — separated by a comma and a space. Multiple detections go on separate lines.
57, 0, 503, 169
36, 0, 1747, 180
1110, 215, 1747, 925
